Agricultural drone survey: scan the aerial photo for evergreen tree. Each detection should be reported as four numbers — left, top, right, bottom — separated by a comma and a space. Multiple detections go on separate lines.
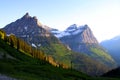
10, 38, 14, 47
17, 38, 20, 50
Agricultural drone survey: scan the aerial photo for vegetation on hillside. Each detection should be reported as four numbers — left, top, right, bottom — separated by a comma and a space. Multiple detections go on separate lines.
0, 36, 89, 80
0, 30, 115, 76
0, 30, 120, 80
90, 47, 115, 67
0, 30, 59, 66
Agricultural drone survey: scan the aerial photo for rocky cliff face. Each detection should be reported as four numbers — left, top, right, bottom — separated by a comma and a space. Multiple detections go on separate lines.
52, 24, 98, 44
3, 13, 57, 47
79, 25, 98, 44
51, 24, 116, 67
51, 24, 98, 54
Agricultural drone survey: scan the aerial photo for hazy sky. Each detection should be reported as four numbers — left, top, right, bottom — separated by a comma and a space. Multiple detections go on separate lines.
0, 0, 120, 42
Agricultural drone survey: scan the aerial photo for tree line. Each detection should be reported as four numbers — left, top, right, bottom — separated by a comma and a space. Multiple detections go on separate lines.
0, 29, 60, 67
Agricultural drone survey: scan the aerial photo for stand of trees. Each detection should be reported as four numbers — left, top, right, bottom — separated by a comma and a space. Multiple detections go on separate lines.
0, 30, 59, 67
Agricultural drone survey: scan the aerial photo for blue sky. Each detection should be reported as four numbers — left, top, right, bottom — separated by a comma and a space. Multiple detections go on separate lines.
0, 0, 120, 42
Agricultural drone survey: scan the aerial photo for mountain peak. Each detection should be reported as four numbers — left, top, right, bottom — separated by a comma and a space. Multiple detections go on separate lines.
25, 12, 29, 16
66, 24, 77, 30
2, 13, 54, 48
22, 13, 38, 21
66, 24, 89, 32
84, 24, 88, 27
77, 24, 88, 29
52, 24, 98, 44
33, 16, 37, 20
22, 12, 31, 19
2, 13, 50, 36
21, 13, 43, 27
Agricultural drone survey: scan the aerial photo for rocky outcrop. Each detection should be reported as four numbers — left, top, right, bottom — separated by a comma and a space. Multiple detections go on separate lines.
52, 24, 98, 44
2, 13, 56, 47
51, 24, 116, 68
51, 24, 98, 54
80, 25, 98, 44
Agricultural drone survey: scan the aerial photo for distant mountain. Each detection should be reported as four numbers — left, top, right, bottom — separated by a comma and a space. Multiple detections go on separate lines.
52, 24, 98, 44
51, 24, 116, 67
101, 36, 120, 65
51, 24, 98, 54
2, 13, 116, 75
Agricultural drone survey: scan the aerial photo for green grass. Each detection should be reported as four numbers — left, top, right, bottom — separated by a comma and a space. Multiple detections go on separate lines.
90, 47, 114, 61
90, 47, 116, 67
52, 44, 71, 56
0, 34, 120, 80
0, 58, 91, 80
0, 38, 90, 80
40, 43, 72, 67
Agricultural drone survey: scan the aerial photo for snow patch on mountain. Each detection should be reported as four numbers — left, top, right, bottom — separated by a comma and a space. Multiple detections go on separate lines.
51, 30, 61, 34
24, 26, 28, 31
54, 31, 71, 38
66, 24, 77, 32
32, 43, 37, 48
51, 24, 87, 38
72, 29, 83, 35
38, 44, 41, 47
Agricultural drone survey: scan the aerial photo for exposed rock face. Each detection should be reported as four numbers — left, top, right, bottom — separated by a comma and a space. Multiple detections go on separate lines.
2, 13, 56, 47
51, 24, 116, 68
51, 24, 98, 54
79, 25, 98, 44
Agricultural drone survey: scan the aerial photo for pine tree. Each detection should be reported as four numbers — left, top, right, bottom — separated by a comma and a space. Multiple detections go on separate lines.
10, 38, 14, 47
17, 38, 20, 50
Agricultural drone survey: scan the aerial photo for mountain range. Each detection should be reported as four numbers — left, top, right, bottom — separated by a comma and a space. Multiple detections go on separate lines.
51, 23, 115, 67
2, 13, 116, 76
0, 29, 119, 80
101, 35, 120, 65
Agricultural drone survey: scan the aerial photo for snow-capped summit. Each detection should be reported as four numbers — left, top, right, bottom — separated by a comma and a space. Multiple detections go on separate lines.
66, 24, 77, 32
78, 24, 88, 29
51, 24, 99, 55
52, 24, 92, 39
51, 29, 61, 34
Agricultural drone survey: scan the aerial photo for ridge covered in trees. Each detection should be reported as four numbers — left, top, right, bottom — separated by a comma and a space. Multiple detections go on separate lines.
0, 29, 59, 67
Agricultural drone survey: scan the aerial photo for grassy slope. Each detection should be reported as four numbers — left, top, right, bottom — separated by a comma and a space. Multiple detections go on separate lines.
40, 42, 116, 76
90, 47, 116, 67
1, 28, 116, 75
0, 34, 120, 80
0, 37, 90, 80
